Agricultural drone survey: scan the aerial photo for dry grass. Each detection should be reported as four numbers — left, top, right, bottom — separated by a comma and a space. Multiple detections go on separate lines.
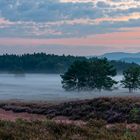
0, 97, 139, 139
0, 119, 139, 140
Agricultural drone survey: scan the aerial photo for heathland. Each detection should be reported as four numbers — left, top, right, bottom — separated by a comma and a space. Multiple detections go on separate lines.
0, 97, 139, 140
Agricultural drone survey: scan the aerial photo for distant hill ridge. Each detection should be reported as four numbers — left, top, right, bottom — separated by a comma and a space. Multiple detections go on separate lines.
98, 52, 140, 64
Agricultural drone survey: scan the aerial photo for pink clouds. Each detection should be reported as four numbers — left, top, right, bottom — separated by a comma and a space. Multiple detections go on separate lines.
0, 18, 15, 29
0, 18, 14, 25
0, 27, 140, 47
0, 27, 140, 55
95, 13, 140, 24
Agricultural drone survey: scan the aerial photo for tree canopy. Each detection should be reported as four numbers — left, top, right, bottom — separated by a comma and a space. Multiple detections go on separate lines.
121, 66, 140, 92
61, 58, 117, 91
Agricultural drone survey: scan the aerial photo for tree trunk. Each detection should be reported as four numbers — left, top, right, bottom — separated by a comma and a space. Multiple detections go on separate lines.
129, 88, 133, 93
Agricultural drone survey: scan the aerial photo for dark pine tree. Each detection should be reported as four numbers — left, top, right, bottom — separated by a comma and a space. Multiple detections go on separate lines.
121, 66, 140, 93
61, 58, 117, 91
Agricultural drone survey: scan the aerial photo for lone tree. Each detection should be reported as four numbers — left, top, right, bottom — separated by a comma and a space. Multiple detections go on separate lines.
61, 58, 117, 91
121, 66, 140, 93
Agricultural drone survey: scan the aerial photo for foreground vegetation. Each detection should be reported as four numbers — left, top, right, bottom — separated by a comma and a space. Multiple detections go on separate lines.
0, 98, 139, 139
0, 53, 138, 73
0, 119, 139, 140
0, 98, 140, 123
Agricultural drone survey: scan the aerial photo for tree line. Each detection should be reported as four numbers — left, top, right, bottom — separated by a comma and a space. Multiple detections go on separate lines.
0, 53, 85, 73
0, 53, 138, 73
61, 58, 140, 92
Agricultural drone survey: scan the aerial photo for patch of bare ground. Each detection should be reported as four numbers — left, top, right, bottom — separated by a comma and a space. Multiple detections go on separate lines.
53, 116, 86, 126
0, 109, 46, 121
0, 108, 86, 126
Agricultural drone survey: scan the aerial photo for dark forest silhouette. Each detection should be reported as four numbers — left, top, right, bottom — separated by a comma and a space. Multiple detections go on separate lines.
0, 53, 138, 73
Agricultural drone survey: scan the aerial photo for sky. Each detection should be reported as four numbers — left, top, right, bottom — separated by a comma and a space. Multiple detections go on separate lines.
0, 0, 140, 56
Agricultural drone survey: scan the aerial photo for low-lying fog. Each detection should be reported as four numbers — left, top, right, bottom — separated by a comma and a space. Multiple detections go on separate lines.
0, 74, 139, 102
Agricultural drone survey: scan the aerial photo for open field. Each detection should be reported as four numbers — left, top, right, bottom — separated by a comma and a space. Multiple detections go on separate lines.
0, 74, 140, 102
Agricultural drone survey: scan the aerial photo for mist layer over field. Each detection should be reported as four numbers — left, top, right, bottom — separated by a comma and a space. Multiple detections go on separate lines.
0, 74, 139, 102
